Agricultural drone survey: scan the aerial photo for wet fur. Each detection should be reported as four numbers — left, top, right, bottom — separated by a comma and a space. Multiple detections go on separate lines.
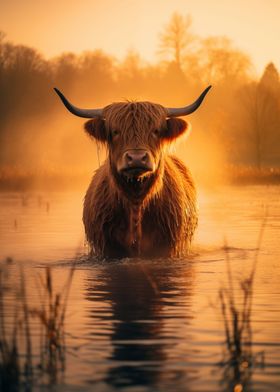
83, 156, 197, 258
83, 101, 197, 258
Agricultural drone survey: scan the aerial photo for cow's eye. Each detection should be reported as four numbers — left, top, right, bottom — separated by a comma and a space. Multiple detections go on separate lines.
153, 129, 160, 137
112, 130, 119, 137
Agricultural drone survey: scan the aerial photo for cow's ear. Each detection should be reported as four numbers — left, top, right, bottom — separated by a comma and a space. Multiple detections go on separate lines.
84, 118, 107, 143
163, 118, 189, 141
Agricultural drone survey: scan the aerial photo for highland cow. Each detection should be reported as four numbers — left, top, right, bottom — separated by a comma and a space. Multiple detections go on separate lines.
54, 86, 211, 258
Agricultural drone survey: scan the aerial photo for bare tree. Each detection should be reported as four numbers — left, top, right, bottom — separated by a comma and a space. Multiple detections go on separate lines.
199, 36, 251, 85
158, 13, 195, 69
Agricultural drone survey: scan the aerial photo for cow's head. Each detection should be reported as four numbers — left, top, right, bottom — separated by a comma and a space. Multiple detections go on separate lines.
54, 87, 211, 201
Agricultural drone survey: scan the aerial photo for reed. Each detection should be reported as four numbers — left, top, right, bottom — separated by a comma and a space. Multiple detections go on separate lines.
228, 165, 280, 185
219, 218, 267, 391
0, 166, 90, 191
30, 266, 75, 381
0, 266, 20, 391
0, 261, 75, 389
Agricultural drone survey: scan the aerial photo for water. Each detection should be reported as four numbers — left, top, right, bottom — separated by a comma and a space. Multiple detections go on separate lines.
0, 186, 280, 391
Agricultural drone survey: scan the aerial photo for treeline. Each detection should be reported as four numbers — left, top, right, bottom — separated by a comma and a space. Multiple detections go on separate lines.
0, 13, 280, 183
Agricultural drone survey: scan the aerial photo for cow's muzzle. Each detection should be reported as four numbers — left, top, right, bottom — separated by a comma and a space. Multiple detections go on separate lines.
119, 149, 154, 177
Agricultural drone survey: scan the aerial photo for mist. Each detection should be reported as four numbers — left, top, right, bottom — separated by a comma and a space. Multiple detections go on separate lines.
1, 14, 280, 189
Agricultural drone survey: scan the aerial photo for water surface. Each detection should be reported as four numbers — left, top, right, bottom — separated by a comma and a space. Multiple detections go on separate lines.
0, 186, 279, 391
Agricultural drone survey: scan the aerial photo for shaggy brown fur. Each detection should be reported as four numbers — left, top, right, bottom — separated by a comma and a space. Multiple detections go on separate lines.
83, 101, 197, 258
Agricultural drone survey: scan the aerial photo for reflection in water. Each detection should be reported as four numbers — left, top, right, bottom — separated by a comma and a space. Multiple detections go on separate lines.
84, 260, 194, 389
1, 187, 280, 391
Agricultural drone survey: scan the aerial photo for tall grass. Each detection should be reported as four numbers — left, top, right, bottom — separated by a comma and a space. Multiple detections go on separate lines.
219, 218, 267, 391
228, 165, 280, 185
0, 166, 90, 191
31, 266, 75, 381
0, 262, 75, 390
0, 266, 21, 391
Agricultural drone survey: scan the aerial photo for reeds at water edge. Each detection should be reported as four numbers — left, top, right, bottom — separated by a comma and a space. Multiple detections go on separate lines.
218, 216, 267, 392
0, 266, 21, 391
0, 261, 75, 390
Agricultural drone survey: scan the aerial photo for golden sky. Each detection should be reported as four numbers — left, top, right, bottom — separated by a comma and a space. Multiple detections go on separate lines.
1, 0, 279, 76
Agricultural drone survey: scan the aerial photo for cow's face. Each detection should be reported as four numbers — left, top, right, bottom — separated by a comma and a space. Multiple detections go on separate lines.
54, 86, 211, 199
84, 102, 189, 199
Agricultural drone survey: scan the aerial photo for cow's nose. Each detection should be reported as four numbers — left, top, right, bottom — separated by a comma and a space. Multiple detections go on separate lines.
125, 150, 148, 167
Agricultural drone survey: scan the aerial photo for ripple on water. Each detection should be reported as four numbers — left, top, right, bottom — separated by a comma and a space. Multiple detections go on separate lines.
0, 186, 280, 391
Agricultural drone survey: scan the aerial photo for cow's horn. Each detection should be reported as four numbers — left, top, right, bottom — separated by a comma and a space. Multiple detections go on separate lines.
166, 86, 212, 117
54, 88, 103, 118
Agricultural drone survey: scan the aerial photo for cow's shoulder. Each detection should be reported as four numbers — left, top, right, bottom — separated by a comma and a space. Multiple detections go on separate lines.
162, 155, 195, 196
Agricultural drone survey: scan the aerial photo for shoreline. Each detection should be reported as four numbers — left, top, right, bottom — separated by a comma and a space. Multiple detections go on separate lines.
1, 171, 280, 191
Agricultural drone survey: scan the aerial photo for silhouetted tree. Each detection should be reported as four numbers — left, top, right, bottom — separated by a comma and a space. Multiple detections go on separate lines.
52, 53, 79, 93
158, 13, 195, 70
231, 63, 280, 168
259, 62, 280, 95
199, 36, 252, 86
256, 63, 280, 167
78, 50, 116, 103
1, 25, 280, 182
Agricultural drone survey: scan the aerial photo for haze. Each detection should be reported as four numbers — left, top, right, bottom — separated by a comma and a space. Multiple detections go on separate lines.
1, 0, 279, 75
